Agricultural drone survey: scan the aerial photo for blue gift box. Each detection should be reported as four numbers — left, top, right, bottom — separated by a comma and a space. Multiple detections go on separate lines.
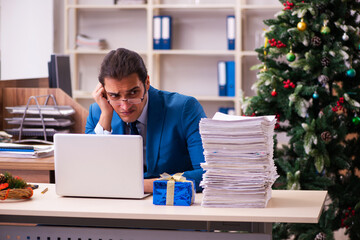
153, 173, 195, 206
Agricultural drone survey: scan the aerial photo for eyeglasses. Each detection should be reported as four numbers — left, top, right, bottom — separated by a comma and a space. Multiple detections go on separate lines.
107, 89, 146, 106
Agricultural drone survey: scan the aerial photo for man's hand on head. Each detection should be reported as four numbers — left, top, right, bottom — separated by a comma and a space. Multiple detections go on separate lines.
92, 82, 114, 131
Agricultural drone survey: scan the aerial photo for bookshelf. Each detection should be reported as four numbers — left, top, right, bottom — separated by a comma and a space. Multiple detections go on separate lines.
64, 0, 281, 117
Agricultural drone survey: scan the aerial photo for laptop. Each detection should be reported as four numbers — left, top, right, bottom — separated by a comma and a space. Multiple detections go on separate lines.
54, 133, 149, 199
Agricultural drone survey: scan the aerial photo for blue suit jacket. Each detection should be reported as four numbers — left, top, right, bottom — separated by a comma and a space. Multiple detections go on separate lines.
85, 86, 206, 192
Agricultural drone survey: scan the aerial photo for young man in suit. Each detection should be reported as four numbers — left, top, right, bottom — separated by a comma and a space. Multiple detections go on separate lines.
85, 48, 206, 193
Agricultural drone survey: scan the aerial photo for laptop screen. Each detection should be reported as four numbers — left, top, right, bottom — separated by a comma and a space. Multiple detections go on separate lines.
54, 133, 146, 199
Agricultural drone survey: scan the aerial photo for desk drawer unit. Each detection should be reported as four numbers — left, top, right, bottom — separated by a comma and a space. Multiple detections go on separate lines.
0, 225, 270, 240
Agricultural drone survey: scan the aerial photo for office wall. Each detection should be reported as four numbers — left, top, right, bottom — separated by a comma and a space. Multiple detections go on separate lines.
0, 0, 54, 80
53, 0, 64, 54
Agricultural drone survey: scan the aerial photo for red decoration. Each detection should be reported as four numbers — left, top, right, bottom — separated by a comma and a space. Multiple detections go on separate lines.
332, 97, 345, 112
1, 189, 10, 200
341, 207, 356, 229
283, 1, 294, 10
27, 187, 34, 198
275, 113, 280, 120
268, 38, 286, 48
271, 90, 277, 97
0, 183, 8, 191
283, 79, 295, 89
275, 123, 280, 129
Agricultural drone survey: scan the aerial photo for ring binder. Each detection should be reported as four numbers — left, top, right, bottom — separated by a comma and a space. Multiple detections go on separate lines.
227, 15, 235, 50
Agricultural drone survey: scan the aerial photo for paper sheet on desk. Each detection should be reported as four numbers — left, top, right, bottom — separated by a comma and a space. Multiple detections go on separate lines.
212, 112, 276, 122
0, 143, 54, 158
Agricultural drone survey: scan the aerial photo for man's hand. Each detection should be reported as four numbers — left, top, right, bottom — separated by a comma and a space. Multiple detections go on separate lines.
92, 83, 113, 131
144, 178, 157, 193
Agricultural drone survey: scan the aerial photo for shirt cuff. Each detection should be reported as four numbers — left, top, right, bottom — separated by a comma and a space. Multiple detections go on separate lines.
94, 123, 112, 135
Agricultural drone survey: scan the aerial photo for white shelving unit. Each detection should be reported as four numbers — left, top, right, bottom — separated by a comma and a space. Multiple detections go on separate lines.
64, 0, 281, 117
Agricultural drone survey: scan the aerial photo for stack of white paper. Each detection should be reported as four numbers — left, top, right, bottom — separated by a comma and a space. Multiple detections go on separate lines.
199, 112, 279, 208
76, 34, 107, 50
0, 143, 54, 158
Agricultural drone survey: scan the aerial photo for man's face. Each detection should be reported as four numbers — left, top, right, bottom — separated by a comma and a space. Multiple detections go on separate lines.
104, 73, 150, 123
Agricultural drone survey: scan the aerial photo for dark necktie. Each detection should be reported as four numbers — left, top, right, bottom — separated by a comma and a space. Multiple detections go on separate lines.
130, 121, 139, 135
129, 121, 146, 172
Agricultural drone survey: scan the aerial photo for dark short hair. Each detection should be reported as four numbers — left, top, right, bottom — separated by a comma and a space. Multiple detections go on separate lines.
98, 48, 148, 85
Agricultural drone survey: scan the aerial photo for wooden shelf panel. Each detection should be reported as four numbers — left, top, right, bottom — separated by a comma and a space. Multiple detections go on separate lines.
67, 49, 147, 55
152, 4, 235, 9
241, 5, 282, 10
66, 4, 281, 10
195, 96, 237, 101
241, 51, 258, 56
66, 4, 147, 9
153, 50, 235, 56
68, 49, 255, 56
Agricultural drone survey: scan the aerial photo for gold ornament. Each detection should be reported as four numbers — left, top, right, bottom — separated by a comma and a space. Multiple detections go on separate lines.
260, 65, 268, 72
321, 20, 330, 35
297, 18, 307, 31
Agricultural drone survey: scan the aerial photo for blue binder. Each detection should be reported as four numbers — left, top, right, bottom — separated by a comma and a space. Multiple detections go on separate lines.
218, 61, 227, 96
226, 61, 235, 97
161, 16, 172, 49
219, 107, 228, 114
219, 107, 235, 115
153, 16, 162, 50
227, 15, 235, 50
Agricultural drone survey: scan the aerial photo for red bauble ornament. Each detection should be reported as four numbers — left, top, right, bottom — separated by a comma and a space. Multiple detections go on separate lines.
271, 90, 277, 97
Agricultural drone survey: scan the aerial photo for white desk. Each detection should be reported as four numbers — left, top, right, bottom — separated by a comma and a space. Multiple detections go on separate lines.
0, 184, 327, 240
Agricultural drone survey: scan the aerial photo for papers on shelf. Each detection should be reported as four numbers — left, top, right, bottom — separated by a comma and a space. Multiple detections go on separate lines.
76, 34, 108, 50
5, 117, 73, 127
0, 142, 54, 158
199, 112, 279, 208
6, 105, 75, 116
4, 128, 70, 137
5, 103, 75, 141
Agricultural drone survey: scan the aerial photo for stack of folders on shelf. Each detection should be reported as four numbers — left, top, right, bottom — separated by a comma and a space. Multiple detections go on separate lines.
227, 15, 235, 50
199, 112, 279, 208
5, 105, 75, 140
153, 16, 172, 50
0, 142, 54, 158
218, 61, 235, 97
76, 34, 108, 50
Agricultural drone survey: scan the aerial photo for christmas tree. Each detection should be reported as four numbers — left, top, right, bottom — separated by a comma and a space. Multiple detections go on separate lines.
244, 0, 360, 239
